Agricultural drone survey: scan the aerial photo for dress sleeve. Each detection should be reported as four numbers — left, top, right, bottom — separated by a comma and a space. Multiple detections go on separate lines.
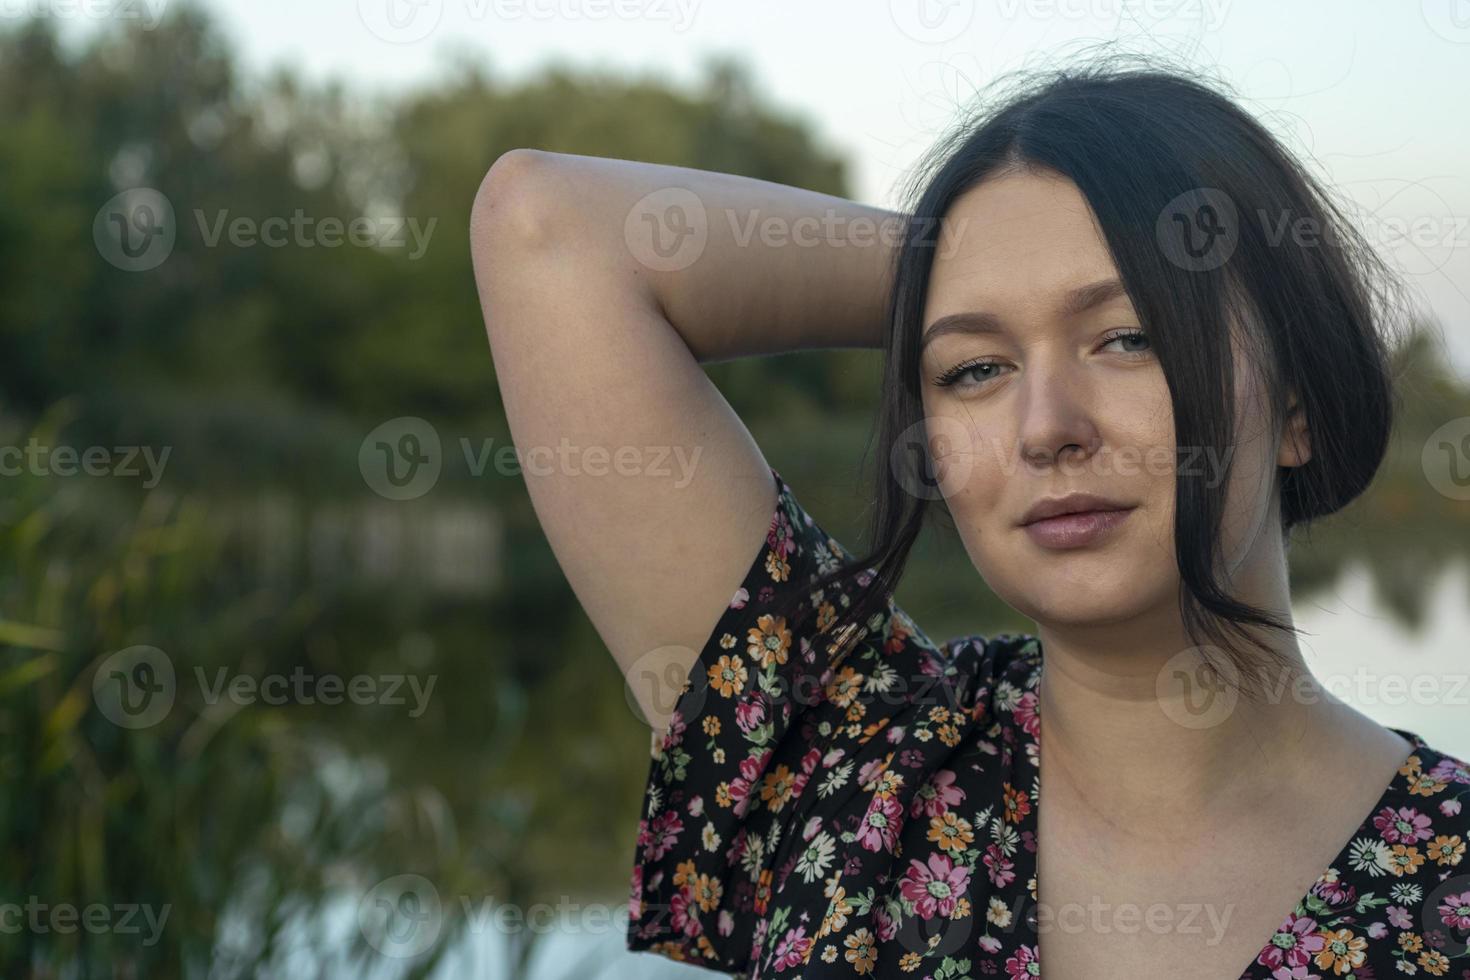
625, 464, 950, 975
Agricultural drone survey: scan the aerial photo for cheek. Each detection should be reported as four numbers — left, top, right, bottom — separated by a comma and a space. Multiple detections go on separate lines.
924, 406, 1184, 617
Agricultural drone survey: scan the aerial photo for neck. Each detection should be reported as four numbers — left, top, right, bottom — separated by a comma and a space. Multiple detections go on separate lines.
1031, 574, 1350, 840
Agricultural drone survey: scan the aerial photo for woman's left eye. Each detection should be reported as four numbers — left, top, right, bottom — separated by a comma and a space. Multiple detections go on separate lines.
1102, 329, 1151, 355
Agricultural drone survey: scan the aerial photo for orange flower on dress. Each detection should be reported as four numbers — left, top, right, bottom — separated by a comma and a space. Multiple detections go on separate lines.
1428, 834, 1465, 866
761, 764, 797, 812
708, 654, 748, 698
826, 665, 864, 708
1417, 949, 1451, 974
928, 811, 975, 853
844, 928, 878, 975
1313, 928, 1367, 973
692, 872, 722, 913
747, 615, 792, 669
1407, 770, 1449, 797
754, 868, 774, 915
1387, 844, 1426, 876
1003, 783, 1032, 824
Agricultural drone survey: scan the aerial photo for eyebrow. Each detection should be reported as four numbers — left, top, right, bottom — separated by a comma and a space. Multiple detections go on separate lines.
919, 278, 1131, 350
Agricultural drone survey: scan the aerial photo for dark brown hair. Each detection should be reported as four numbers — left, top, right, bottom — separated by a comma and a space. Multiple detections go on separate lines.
778, 56, 1409, 702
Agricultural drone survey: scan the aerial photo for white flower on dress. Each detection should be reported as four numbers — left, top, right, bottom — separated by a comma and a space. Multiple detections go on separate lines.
817, 761, 854, 799
1346, 836, 1393, 877
740, 832, 767, 877
796, 831, 837, 883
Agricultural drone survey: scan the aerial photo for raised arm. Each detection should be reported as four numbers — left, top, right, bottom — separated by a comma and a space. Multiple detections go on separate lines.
468, 148, 899, 730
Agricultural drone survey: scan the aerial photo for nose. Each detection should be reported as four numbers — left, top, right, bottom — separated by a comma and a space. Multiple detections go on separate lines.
1016, 358, 1105, 471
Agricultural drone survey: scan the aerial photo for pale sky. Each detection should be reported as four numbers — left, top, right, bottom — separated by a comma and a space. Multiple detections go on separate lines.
31, 0, 1470, 377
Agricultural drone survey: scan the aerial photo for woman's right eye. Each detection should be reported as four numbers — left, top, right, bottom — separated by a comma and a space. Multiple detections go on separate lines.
933, 359, 1007, 389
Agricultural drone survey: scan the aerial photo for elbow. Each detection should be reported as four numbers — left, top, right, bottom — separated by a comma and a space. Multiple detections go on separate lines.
470, 148, 563, 264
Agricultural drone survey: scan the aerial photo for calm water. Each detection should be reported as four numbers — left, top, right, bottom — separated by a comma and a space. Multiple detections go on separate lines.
269, 559, 1470, 980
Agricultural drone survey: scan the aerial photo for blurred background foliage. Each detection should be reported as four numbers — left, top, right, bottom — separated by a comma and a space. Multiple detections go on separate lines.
0, 3, 1466, 977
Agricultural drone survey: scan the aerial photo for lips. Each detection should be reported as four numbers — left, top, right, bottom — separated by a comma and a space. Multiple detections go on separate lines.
1019, 492, 1136, 527
1021, 507, 1135, 549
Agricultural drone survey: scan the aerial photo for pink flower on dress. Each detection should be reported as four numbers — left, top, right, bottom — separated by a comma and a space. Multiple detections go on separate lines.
1003, 943, 1040, 980
735, 697, 767, 733
1256, 912, 1325, 971
899, 851, 971, 919
660, 711, 687, 752
856, 794, 904, 853
911, 768, 966, 819
1373, 804, 1434, 844
1012, 691, 1040, 737
727, 748, 773, 818
1268, 966, 1319, 979
874, 903, 897, 942
768, 508, 797, 562
857, 756, 889, 787
1428, 756, 1470, 785
628, 865, 643, 921
670, 887, 701, 937
770, 925, 812, 972
1314, 875, 1356, 907
1438, 890, 1470, 931
983, 843, 1016, 888
639, 809, 684, 861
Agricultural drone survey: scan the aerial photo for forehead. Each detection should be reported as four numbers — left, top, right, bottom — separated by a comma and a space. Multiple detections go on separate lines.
925, 168, 1122, 318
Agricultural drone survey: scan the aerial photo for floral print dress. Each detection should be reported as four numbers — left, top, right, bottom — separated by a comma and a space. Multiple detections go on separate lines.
626, 465, 1470, 979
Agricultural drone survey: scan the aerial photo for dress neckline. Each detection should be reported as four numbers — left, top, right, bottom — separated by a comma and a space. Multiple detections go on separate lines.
1006, 643, 1440, 979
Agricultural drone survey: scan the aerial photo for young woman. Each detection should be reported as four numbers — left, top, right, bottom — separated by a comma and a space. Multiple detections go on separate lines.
469, 62, 1470, 979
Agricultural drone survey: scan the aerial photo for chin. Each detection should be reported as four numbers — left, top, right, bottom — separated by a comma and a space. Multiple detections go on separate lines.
988, 560, 1167, 629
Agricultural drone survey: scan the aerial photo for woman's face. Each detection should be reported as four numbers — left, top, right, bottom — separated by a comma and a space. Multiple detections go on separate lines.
916, 167, 1310, 629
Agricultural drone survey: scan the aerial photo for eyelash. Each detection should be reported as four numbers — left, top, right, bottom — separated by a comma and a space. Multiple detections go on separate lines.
930, 329, 1153, 390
